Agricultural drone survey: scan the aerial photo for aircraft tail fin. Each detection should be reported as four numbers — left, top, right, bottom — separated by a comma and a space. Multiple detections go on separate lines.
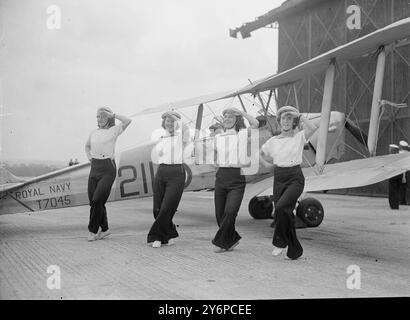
0, 166, 27, 184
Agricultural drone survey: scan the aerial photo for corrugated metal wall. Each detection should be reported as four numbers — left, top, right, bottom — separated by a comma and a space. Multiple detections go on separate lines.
277, 0, 410, 196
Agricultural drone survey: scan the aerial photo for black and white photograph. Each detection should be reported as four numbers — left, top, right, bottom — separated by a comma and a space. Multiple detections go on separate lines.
0, 0, 409, 309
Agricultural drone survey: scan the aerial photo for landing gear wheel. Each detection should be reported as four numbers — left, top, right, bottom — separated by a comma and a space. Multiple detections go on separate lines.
296, 198, 324, 227
248, 196, 273, 219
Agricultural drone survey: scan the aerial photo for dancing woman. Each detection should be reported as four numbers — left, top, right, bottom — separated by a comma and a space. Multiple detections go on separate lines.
212, 107, 259, 253
260, 106, 317, 259
148, 111, 190, 248
85, 107, 132, 241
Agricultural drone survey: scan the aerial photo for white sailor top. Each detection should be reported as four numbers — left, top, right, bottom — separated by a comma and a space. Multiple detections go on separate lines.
214, 129, 249, 168
261, 130, 306, 167
151, 126, 190, 165
399, 150, 408, 183
89, 124, 124, 159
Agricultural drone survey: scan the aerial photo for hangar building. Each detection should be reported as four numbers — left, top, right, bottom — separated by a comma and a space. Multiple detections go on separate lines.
231, 0, 410, 196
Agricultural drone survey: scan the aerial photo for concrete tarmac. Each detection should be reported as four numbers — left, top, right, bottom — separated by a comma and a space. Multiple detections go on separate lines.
0, 192, 409, 299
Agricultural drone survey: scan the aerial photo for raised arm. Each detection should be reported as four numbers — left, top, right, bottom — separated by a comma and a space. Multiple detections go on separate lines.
299, 114, 318, 141
238, 110, 259, 129
100, 109, 132, 130
285, 111, 318, 141
114, 113, 132, 130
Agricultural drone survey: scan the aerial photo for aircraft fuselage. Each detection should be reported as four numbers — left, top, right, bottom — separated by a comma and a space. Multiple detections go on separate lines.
0, 112, 345, 214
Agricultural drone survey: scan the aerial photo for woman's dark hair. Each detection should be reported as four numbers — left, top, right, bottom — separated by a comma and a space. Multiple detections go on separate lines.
106, 117, 115, 128
257, 115, 282, 136
224, 113, 246, 132
233, 115, 246, 132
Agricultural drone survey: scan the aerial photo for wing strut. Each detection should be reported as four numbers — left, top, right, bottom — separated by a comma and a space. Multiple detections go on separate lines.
273, 89, 279, 114
194, 104, 204, 165
194, 103, 204, 136
237, 95, 247, 112
293, 84, 299, 110
367, 46, 386, 157
256, 91, 266, 112
315, 59, 336, 173
265, 90, 273, 114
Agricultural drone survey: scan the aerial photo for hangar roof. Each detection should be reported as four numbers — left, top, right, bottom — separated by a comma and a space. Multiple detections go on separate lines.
229, 0, 329, 38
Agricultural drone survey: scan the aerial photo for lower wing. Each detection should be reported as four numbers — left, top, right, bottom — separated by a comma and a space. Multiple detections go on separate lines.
246, 152, 410, 198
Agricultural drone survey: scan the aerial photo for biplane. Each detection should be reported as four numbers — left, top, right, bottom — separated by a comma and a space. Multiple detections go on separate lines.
1, 17, 410, 229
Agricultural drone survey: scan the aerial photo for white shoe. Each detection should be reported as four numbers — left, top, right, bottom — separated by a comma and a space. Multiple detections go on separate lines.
87, 232, 98, 241
272, 246, 286, 256
228, 241, 240, 251
152, 241, 162, 248
165, 238, 175, 246
213, 246, 227, 253
97, 230, 111, 240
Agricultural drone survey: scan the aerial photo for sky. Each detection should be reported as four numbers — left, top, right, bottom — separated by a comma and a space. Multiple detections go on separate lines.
0, 0, 284, 163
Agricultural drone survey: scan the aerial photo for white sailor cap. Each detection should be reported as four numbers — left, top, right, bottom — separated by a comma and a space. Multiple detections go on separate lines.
98, 106, 113, 113
389, 144, 399, 149
399, 140, 408, 147
277, 106, 300, 119
161, 110, 181, 120
222, 107, 241, 116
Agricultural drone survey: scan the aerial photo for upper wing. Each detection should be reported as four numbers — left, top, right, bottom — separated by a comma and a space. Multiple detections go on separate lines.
253, 152, 410, 197
131, 89, 238, 117
131, 17, 410, 117
235, 17, 410, 95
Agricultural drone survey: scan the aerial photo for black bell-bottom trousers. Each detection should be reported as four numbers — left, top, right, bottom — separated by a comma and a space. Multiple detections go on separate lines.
212, 167, 246, 250
147, 164, 185, 244
389, 174, 402, 209
272, 165, 304, 260
88, 158, 116, 234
